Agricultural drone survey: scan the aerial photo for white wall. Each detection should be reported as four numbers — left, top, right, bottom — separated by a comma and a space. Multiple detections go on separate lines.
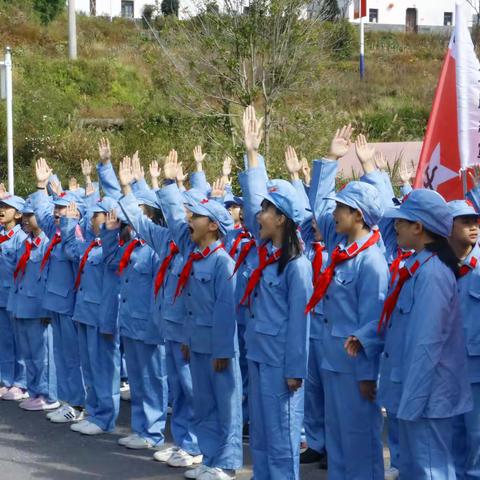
348, 0, 477, 27
75, 0, 158, 18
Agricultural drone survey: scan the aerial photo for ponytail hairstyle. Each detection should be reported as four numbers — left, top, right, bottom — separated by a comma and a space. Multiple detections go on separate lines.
276, 205, 302, 274
424, 228, 459, 277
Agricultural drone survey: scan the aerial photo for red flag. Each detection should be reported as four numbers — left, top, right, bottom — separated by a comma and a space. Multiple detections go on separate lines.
414, 3, 480, 200
354, 0, 366, 19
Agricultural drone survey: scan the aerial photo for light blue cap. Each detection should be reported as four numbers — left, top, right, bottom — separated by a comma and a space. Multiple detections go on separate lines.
224, 193, 243, 208
53, 192, 86, 218
182, 188, 205, 205
22, 197, 35, 214
257, 179, 305, 225
95, 197, 127, 223
135, 189, 158, 209
384, 189, 453, 238
325, 181, 383, 228
0, 194, 25, 212
186, 196, 234, 236
448, 199, 479, 219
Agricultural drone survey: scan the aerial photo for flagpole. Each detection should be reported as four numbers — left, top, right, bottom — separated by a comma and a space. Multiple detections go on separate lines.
461, 168, 468, 197
360, 14, 365, 80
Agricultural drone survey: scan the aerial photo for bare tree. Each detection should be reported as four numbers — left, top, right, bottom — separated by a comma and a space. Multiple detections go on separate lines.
152, 0, 335, 159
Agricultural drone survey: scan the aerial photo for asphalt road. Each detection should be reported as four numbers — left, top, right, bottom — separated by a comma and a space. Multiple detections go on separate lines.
0, 398, 327, 480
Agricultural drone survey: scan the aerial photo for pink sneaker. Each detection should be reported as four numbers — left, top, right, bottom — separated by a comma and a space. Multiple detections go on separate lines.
19, 397, 38, 410
0, 386, 9, 398
3, 387, 29, 401
21, 396, 60, 411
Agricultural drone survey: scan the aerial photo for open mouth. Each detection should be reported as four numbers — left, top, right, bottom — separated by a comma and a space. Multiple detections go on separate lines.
188, 226, 194, 235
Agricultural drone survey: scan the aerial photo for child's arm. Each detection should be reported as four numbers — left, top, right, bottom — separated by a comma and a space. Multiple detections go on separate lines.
97, 138, 122, 200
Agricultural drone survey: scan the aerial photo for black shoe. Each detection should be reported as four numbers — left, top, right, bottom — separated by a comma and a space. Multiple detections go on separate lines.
242, 423, 249, 438
318, 452, 328, 470
300, 447, 322, 464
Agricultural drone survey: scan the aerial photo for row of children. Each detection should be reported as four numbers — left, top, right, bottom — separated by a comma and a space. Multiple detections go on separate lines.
0, 104, 478, 480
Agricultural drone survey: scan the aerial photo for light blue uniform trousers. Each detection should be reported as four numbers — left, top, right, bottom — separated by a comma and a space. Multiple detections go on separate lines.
77, 323, 120, 431
123, 337, 168, 445
16, 318, 56, 401
249, 360, 303, 480
0, 307, 26, 388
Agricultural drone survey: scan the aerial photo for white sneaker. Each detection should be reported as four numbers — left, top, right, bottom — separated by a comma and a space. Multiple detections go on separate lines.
385, 467, 399, 480
153, 445, 179, 462
120, 389, 131, 401
118, 433, 141, 446
46, 403, 65, 419
184, 465, 209, 479
50, 406, 84, 423
198, 468, 236, 480
123, 435, 154, 449
168, 449, 203, 467
77, 420, 106, 436
70, 419, 90, 432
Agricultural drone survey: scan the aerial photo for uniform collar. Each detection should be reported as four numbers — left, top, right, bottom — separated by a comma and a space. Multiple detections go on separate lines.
405, 249, 434, 275
195, 239, 222, 257
339, 230, 376, 256
460, 242, 480, 271
4, 224, 21, 238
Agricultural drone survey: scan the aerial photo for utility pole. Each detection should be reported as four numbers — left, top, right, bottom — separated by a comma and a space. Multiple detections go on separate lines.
68, 0, 77, 60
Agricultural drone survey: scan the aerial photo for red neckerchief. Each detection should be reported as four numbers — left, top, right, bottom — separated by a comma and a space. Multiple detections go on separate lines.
174, 243, 224, 299
40, 231, 61, 271
305, 230, 381, 314
0, 228, 15, 244
459, 255, 478, 278
229, 230, 251, 258
240, 245, 282, 306
312, 242, 325, 281
117, 238, 145, 274
378, 254, 434, 333
14, 236, 42, 280
154, 241, 179, 297
232, 237, 256, 276
74, 239, 102, 289
389, 248, 414, 287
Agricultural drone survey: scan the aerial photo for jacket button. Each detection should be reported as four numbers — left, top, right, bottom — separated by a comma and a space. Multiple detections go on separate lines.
324, 318, 328, 323
187, 293, 191, 297
79, 287, 82, 291
251, 314, 255, 319
190, 272, 194, 276
125, 279, 129, 283
325, 294, 329, 300
188, 311, 192, 315
385, 352, 389, 358
254, 293, 258, 298
122, 299, 126, 303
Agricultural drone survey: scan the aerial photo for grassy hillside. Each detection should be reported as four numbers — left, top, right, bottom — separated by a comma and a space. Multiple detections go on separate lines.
0, 2, 449, 195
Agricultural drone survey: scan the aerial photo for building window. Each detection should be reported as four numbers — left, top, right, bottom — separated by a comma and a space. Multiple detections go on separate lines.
369, 8, 378, 23
444, 12, 453, 26
121, 1, 134, 18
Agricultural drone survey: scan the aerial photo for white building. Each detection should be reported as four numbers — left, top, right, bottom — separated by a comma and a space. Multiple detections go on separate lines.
346, 0, 478, 32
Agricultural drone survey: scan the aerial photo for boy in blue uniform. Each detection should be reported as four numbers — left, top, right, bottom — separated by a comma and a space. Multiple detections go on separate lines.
10, 199, 59, 410
0, 194, 28, 400
448, 196, 480, 479
307, 125, 389, 480
32, 158, 85, 423
157, 149, 242, 480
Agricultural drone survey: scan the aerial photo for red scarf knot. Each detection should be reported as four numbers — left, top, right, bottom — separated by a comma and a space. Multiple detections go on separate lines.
74, 239, 102, 289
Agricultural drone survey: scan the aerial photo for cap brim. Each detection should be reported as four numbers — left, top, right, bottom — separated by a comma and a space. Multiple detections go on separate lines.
383, 206, 414, 221
324, 195, 359, 211
0, 199, 23, 210
186, 202, 211, 218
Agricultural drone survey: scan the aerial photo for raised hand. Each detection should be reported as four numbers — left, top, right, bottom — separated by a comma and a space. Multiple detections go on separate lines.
176, 162, 188, 186
222, 155, 233, 179
81, 159, 92, 177
164, 149, 178, 181
243, 105, 264, 152
49, 178, 62, 196
398, 158, 415, 186
85, 182, 95, 197
469, 164, 480, 188
98, 137, 111, 164
374, 150, 388, 171
328, 124, 354, 161
354, 134, 375, 174
118, 156, 134, 187
211, 177, 226, 198
35, 158, 53, 187
69, 177, 79, 191
149, 160, 161, 189
193, 145, 206, 172
301, 157, 311, 185
285, 146, 302, 180
131, 151, 144, 181
105, 209, 120, 230
65, 202, 79, 219
0, 183, 6, 199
